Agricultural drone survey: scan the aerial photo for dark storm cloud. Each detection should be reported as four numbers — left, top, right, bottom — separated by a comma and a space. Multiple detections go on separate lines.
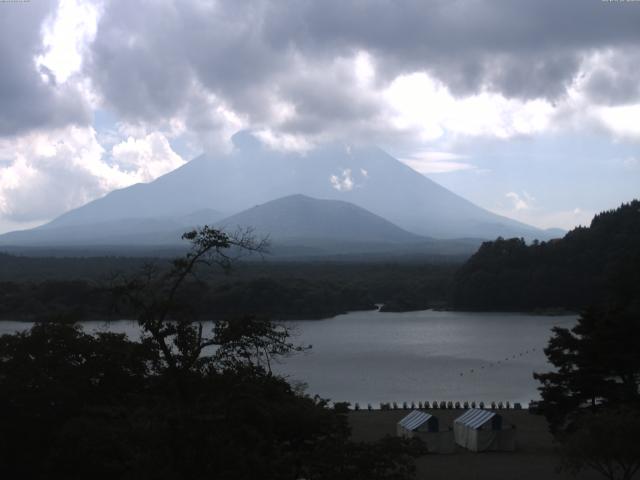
0, 1, 90, 137
279, 81, 381, 135
85, 1, 194, 121
85, 0, 640, 135
86, 1, 288, 124
263, 0, 640, 100
581, 48, 640, 106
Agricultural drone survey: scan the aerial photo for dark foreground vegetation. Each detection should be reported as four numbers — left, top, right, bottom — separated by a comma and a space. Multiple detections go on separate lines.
453, 200, 640, 312
522, 202, 640, 480
0, 321, 426, 479
0, 227, 426, 479
533, 298, 640, 480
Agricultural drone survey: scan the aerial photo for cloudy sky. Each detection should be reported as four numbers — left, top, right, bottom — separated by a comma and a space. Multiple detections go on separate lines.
1, 0, 639, 234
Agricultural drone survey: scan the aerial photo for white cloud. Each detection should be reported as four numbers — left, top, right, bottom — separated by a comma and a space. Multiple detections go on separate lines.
383, 72, 555, 141
0, 126, 110, 223
492, 193, 593, 231
400, 150, 475, 174
36, 0, 102, 84
330, 169, 354, 192
554, 53, 640, 141
354, 50, 375, 87
409, 151, 466, 162
506, 192, 533, 211
0, 126, 184, 231
254, 129, 313, 153
597, 104, 640, 140
111, 132, 185, 182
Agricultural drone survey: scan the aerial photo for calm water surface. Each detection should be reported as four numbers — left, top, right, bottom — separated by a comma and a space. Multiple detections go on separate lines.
0, 310, 575, 406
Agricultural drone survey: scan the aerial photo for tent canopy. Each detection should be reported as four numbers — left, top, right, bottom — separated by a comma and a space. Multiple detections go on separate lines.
455, 409, 502, 430
454, 409, 515, 452
398, 410, 439, 432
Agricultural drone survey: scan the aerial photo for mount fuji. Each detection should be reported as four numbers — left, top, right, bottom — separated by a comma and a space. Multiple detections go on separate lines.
0, 132, 559, 252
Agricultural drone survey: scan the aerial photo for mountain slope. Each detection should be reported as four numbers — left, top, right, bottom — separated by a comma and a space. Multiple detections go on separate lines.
0, 209, 222, 247
217, 194, 422, 244
0, 131, 555, 246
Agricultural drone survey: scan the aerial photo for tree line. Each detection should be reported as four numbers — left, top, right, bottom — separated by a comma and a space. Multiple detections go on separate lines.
452, 200, 640, 311
0, 259, 457, 321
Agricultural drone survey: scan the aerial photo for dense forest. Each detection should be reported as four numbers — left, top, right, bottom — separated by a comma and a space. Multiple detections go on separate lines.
0, 258, 458, 321
452, 200, 640, 311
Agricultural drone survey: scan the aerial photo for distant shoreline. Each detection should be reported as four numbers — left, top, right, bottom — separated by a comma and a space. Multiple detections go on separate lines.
0, 307, 579, 324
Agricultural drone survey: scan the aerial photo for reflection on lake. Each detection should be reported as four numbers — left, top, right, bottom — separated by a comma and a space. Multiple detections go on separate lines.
0, 309, 575, 406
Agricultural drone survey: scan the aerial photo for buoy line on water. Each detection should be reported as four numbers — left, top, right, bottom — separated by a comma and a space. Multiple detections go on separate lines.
458, 347, 539, 377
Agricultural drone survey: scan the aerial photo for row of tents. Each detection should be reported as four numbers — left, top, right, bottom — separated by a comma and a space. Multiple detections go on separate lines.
396, 408, 517, 454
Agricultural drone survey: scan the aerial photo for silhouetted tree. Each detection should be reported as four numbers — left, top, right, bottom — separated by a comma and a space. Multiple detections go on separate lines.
534, 304, 640, 434
559, 407, 640, 480
0, 322, 155, 478
535, 302, 640, 480
110, 225, 270, 374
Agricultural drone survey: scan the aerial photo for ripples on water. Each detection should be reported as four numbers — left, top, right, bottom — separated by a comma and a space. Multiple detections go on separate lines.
0, 310, 575, 406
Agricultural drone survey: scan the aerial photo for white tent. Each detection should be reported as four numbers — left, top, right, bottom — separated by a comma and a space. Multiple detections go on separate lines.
397, 410, 454, 454
454, 409, 516, 452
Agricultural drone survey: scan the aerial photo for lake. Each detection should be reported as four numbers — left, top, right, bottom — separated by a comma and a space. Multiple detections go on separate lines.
0, 310, 575, 406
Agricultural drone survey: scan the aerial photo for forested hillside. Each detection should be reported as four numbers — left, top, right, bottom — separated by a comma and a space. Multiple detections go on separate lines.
452, 200, 640, 311
0, 260, 457, 321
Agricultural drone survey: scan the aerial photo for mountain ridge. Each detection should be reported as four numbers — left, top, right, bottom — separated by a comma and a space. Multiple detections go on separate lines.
0, 132, 562, 249
216, 194, 423, 244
